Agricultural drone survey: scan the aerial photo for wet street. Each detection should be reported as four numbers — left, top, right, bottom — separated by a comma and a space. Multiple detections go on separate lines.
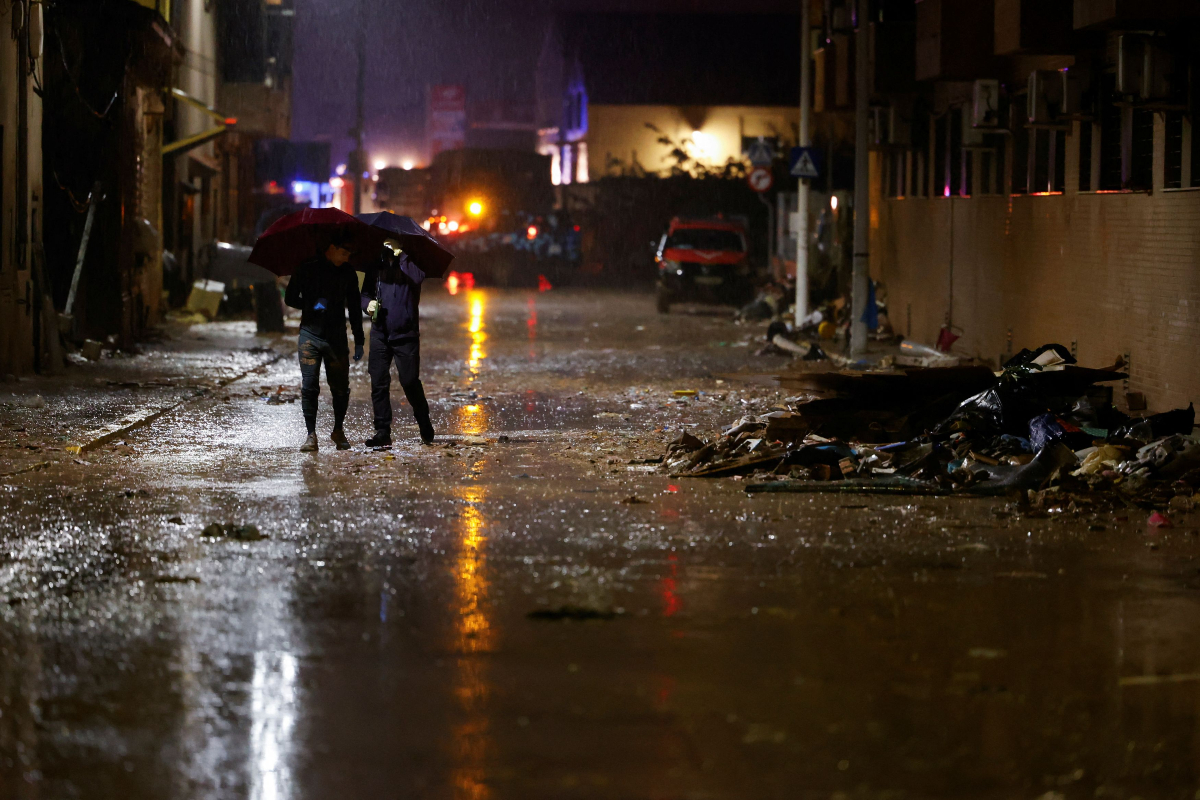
1, 288, 1199, 799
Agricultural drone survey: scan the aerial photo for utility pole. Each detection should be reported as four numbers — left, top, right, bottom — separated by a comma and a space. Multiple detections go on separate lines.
794, 0, 812, 326
849, 0, 870, 355
349, 0, 367, 214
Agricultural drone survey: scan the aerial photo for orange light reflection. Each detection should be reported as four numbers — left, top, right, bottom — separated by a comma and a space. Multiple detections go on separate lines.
451, 485, 492, 798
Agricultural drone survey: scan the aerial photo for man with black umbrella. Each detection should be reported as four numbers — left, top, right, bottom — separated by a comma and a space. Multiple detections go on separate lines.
361, 239, 434, 446
284, 227, 365, 452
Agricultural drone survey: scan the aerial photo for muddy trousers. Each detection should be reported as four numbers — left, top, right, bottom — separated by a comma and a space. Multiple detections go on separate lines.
298, 329, 350, 434
368, 334, 429, 432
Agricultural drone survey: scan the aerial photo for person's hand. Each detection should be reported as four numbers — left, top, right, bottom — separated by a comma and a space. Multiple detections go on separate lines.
354, 344, 364, 362
367, 300, 379, 319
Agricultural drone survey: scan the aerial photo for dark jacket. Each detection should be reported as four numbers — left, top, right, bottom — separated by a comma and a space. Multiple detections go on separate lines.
284, 256, 364, 347
361, 251, 426, 342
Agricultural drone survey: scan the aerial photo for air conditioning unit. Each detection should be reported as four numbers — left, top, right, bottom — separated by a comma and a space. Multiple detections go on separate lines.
1060, 68, 1085, 116
1143, 38, 1173, 100
962, 108, 984, 146
1028, 70, 1063, 124
1118, 34, 1175, 100
972, 79, 1000, 127
1117, 34, 1145, 96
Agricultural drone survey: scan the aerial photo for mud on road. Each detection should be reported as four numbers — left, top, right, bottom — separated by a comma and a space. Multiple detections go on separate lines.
1, 289, 1198, 799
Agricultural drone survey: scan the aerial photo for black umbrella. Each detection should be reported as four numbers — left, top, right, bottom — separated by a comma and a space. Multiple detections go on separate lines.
356, 211, 455, 279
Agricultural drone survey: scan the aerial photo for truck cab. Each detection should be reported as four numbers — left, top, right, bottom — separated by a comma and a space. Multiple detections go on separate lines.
655, 217, 752, 313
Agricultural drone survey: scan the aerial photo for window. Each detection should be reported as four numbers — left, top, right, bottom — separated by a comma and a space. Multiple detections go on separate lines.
1165, 111, 1183, 189
1098, 74, 1123, 190
664, 229, 745, 252
1129, 108, 1153, 190
1012, 104, 1029, 194
950, 108, 964, 196
1078, 120, 1093, 191
1032, 129, 1050, 192
934, 114, 948, 196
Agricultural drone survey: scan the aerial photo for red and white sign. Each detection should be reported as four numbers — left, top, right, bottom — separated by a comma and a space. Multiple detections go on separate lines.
428, 84, 466, 157
747, 166, 773, 193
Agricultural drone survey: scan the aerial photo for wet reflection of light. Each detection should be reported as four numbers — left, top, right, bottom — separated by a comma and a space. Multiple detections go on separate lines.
250, 651, 297, 800
526, 297, 537, 360
466, 291, 487, 382
661, 552, 681, 617
458, 404, 489, 437
452, 485, 492, 798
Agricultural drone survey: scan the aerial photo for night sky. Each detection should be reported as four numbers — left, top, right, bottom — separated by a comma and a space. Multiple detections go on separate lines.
292, 0, 555, 168
291, 0, 801, 168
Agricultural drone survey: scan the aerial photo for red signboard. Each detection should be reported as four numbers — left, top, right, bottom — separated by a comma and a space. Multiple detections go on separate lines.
747, 166, 773, 193
428, 84, 466, 158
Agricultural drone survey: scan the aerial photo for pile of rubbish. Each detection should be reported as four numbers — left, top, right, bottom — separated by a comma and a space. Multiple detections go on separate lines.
665, 344, 1198, 504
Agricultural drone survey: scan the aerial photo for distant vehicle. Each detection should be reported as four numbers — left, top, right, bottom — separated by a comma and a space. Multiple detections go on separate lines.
654, 217, 753, 313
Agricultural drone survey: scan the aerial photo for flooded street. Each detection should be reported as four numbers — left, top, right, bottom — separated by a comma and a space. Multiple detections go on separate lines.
2, 289, 1199, 799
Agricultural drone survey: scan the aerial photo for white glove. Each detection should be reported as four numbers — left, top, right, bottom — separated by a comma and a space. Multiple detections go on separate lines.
367, 300, 379, 318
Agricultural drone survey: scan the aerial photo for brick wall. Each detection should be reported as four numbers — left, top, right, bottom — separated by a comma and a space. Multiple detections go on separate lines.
872, 128, 1200, 413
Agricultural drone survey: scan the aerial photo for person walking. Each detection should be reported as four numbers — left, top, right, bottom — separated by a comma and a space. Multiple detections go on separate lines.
361, 239, 434, 446
284, 228, 365, 452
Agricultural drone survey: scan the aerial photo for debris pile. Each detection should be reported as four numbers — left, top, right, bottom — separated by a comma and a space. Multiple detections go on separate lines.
665, 344, 1198, 504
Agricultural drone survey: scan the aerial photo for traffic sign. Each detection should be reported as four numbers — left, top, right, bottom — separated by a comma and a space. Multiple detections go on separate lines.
789, 146, 821, 179
747, 166, 774, 193
745, 138, 776, 167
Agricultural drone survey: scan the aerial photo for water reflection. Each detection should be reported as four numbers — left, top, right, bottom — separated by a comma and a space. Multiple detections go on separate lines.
250, 650, 298, 800
526, 296, 537, 360
459, 404, 489, 437
451, 485, 492, 798
466, 291, 487, 383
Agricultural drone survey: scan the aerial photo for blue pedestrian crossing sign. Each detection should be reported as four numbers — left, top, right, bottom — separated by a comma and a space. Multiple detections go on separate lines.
789, 147, 821, 179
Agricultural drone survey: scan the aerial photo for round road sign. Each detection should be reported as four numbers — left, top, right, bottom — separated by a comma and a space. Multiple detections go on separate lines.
747, 166, 773, 193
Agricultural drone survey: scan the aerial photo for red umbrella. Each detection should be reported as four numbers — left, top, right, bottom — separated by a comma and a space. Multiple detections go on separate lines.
248, 207, 390, 277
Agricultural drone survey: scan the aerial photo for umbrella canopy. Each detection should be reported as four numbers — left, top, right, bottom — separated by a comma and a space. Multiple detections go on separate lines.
249, 207, 390, 277
357, 211, 455, 279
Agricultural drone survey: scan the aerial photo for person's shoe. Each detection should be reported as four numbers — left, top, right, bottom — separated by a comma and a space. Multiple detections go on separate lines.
330, 427, 351, 450
365, 429, 392, 448
299, 433, 318, 452
417, 415, 435, 445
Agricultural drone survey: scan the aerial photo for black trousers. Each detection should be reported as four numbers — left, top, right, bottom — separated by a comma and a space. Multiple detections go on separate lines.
298, 329, 349, 432
368, 334, 429, 430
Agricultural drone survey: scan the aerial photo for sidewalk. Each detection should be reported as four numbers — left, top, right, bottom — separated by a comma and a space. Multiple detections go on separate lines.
0, 319, 293, 478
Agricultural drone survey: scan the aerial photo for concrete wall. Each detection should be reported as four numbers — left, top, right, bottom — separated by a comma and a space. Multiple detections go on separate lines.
0, 14, 44, 375
872, 118, 1200, 413
587, 104, 798, 178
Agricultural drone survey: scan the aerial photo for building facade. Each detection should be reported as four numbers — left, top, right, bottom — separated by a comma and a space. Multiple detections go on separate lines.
870, 0, 1200, 411
0, 0, 46, 375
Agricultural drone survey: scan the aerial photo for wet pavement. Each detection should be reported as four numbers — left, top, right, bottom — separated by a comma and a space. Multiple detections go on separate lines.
1, 288, 1199, 799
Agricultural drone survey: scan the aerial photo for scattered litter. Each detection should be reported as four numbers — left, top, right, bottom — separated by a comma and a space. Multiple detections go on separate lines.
12, 394, 45, 409
200, 522, 266, 541
1147, 511, 1172, 528
81, 340, 105, 360
619, 495, 648, 504
0, 461, 51, 478
167, 516, 184, 525
673, 389, 698, 397
1118, 673, 1200, 687
527, 605, 622, 621
661, 344, 1198, 508
968, 648, 1006, 659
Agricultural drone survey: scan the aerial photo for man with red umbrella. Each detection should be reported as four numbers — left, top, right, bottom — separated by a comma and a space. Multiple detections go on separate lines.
283, 227, 365, 451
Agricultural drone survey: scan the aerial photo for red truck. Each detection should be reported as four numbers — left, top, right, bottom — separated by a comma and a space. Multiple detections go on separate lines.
654, 216, 753, 313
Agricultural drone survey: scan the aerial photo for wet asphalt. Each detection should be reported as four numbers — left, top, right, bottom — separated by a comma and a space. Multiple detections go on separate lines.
1, 289, 1199, 800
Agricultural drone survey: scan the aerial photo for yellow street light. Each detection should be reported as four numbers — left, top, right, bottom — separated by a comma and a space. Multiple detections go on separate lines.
467, 199, 484, 217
